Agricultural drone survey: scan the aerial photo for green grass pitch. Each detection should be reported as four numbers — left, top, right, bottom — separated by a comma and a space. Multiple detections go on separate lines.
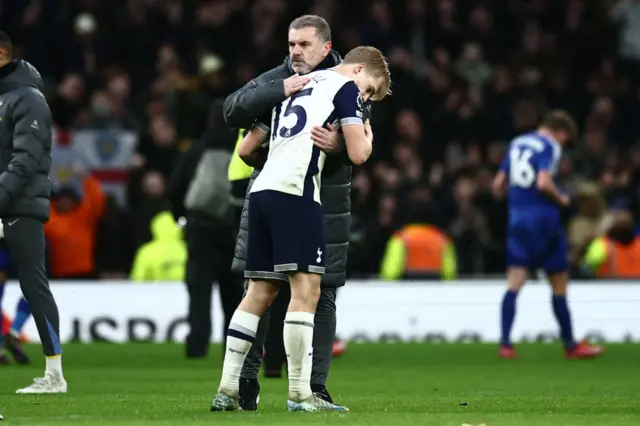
1, 343, 639, 425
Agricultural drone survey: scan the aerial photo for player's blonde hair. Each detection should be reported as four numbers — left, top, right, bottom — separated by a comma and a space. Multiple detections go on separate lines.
343, 46, 391, 101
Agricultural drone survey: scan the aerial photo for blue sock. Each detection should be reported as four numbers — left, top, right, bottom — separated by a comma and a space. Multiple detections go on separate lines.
10, 297, 31, 335
552, 295, 576, 350
500, 290, 518, 347
0, 282, 4, 348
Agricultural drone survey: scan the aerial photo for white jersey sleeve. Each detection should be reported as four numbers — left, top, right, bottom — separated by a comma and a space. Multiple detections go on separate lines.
250, 70, 362, 204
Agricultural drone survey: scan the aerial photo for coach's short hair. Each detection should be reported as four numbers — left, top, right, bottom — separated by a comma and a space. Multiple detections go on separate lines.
289, 15, 331, 43
541, 110, 578, 141
0, 31, 12, 58
343, 46, 392, 101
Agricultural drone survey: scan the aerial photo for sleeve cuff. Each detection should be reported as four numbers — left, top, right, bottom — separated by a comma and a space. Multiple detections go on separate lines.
340, 117, 363, 127
254, 122, 271, 134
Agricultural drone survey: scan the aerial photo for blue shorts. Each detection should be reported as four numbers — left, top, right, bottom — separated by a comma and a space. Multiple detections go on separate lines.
506, 216, 568, 273
245, 190, 325, 280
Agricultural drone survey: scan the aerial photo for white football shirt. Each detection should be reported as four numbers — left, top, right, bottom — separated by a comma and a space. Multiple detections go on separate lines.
250, 70, 364, 204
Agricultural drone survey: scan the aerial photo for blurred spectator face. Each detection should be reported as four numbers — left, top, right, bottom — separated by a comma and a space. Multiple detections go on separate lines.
156, 44, 179, 73
352, 171, 371, 198
590, 96, 614, 124
54, 193, 78, 213
609, 210, 636, 244
58, 74, 85, 102
476, 169, 493, 189
395, 110, 423, 143
141, 171, 165, 198
487, 141, 505, 166
149, 116, 176, 148
407, 0, 427, 21
288, 26, 331, 74
107, 74, 131, 102
393, 144, 414, 165
513, 100, 538, 131
630, 143, 640, 169
370, 0, 392, 27
585, 127, 605, 154
492, 66, 512, 93
381, 168, 401, 189
467, 144, 482, 166
454, 177, 477, 203
522, 25, 541, 54
433, 47, 451, 70
558, 157, 573, 177
460, 43, 483, 63
379, 194, 397, 217
470, 5, 492, 32
388, 47, 413, 71
91, 92, 113, 117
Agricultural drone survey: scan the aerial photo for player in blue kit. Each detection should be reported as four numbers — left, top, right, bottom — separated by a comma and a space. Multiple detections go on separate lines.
493, 110, 604, 360
210, 46, 391, 413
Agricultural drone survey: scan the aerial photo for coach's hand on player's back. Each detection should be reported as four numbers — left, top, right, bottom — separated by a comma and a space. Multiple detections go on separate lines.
311, 123, 341, 153
284, 74, 311, 97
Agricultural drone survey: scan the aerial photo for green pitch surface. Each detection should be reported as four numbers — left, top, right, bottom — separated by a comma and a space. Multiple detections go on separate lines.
1, 343, 639, 425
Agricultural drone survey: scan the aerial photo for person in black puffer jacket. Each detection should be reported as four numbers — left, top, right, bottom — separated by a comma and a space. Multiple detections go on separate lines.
222, 15, 372, 410
0, 31, 67, 393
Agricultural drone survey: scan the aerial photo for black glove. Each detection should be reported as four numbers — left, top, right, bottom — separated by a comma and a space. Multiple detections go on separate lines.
362, 99, 373, 122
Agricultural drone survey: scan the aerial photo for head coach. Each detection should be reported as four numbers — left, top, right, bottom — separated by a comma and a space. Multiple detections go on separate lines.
222, 15, 372, 410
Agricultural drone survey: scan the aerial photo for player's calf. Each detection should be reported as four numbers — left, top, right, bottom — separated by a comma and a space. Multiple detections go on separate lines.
285, 272, 321, 402
217, 280, 278, 398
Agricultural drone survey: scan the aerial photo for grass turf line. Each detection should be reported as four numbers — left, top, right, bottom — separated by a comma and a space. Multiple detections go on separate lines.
1, 343, 639, 425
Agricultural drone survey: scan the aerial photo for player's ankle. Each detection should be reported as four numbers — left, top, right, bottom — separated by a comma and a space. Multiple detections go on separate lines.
288, 388, 312, 402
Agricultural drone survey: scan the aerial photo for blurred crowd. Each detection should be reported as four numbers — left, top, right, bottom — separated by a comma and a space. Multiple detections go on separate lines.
1, 0, 640, 279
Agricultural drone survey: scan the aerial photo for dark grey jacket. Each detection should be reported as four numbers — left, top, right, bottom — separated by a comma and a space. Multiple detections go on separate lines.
224, 51, 355, 288
0, 60, 51, 222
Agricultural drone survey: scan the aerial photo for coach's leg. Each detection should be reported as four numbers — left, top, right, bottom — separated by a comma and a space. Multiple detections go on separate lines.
218, 279, 279, 396
5, 218, 66, 392
500, 267, 528, 349
286, 272, 321, 402
264, 285, 288, 377
311, 287, 337, 388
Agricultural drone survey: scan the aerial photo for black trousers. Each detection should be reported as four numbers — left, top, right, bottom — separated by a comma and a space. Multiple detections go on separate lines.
3, 217, 61, 357
184, 215, 244, 357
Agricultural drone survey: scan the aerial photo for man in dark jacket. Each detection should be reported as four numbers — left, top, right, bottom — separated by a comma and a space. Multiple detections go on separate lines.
169, 100, 244, 358
0, 32, 66, 393
223, 15, 369, 409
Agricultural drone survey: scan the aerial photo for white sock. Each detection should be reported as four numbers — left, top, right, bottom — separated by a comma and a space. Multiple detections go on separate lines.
218, 310, 260, 395
283, 311, 315, 401
45, 355, 63, 378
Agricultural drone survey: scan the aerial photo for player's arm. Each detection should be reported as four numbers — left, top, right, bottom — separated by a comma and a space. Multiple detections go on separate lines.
238, 123, 268, 167
536, 146, 569, 207
537, 171, 569, 206
492, 154, 509, 197
333, 82, 371, 165
492, 171, 507, 198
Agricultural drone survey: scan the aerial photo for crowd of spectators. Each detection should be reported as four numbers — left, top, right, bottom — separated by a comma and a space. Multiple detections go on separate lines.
1, 0, 640, 279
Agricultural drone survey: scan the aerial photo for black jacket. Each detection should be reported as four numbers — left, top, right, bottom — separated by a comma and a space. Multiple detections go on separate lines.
0, 60, 52, 222
224, 51, 356, 287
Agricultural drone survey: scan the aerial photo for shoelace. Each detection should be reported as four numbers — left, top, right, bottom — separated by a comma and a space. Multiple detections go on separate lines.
31, 377, 50, 388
